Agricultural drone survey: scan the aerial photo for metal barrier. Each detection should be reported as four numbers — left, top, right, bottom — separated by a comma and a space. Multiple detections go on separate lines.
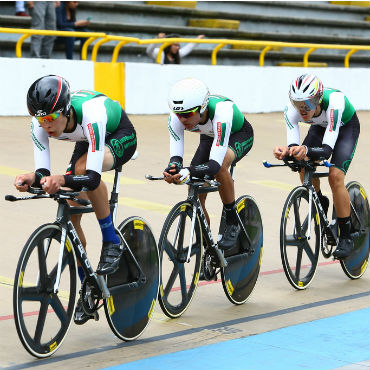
0, 27, 369, 67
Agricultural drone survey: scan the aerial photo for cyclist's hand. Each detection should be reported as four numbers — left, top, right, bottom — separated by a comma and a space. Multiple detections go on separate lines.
164, 163, 181, 175
40, 175, 65, 194
273, 146, 289, 160
163, 171, 176, 184
14, 173, 35, 192
173, 168, 190, 185
289, 145, 307, 161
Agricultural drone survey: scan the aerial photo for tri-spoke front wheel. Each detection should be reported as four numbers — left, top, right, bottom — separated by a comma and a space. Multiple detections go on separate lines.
280, 187, 321, 290
13, 224, 77, 358
158, 201, 202, 318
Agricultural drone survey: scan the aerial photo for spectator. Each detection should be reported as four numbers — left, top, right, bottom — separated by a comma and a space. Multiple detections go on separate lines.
56, 1, 90, 60
15, 1, 27, 16
146, 33, 205, 64
29, 2, 58, 59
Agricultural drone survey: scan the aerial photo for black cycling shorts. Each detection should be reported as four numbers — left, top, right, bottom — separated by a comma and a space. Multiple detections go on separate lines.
191, 118, 254, 167
302, 112, 360, 173
67, 109, 137, 174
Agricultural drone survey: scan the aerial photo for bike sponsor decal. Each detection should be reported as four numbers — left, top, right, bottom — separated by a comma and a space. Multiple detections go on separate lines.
134, 220, 144, 230
107, 295, 115, 315
361, 260, 368, 275
65, 239, 72, 252
49, 341, 57, 352
237, 200, 245, 213
360, 187, 367, 200
194, 272, 199, 286
148, 298, 156, 319
19, 271, 24, 287
259, 247, 263, 266
226, 279, 234, 295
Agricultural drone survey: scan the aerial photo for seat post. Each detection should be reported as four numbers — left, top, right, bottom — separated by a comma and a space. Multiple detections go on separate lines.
110, 165, 122, 224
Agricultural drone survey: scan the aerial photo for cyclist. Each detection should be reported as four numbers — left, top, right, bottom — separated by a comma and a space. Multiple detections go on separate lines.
164, 77, 254, 249
14, 74, 137, 323
273, 73, 360, 260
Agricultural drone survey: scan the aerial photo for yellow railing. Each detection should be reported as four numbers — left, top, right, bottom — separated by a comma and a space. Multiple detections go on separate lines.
140, 37, 370, 68
1, 27, 369, 68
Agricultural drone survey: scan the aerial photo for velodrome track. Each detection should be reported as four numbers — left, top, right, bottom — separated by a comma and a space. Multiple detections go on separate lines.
0, 112, 369, 370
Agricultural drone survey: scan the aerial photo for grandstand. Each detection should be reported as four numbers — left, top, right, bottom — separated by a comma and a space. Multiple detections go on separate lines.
0, 1, 369, 67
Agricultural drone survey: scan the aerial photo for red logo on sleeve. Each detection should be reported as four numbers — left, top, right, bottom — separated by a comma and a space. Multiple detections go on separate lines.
216, 122, 222, 146
329, 109, 334, 132
87, 123, 96, 152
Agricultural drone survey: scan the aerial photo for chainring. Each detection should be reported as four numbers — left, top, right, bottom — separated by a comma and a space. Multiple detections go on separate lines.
81, 278, 102, 315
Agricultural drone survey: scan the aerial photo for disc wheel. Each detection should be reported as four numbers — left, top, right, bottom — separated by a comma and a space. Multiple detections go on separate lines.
280, 187, 321, 290
13, 223, 77, 358
158, 201, 202, 318
104, 217, 159, 341
340, 181, 370, 279
221, 195, 263, 304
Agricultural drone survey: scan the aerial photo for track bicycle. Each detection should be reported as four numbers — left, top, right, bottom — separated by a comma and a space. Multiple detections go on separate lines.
6, 165, 160, 358
264, 158, 369, 290
146, 164, 263, 318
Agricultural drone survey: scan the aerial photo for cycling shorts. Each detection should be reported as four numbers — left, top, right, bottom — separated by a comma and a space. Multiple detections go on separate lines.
190, 118, 253, 167
302, 112, 360, 173
68, 109, 137, 174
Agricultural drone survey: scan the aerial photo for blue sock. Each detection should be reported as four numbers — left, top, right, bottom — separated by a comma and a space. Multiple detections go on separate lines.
78, 266, 85, 283
98, 215, 120, 244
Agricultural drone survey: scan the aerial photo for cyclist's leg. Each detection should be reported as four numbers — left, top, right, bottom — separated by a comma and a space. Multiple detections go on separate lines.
190, 135, 213, 225
330, 113, 360, 259
301, 125, 329, 214
218, 119, 253, 249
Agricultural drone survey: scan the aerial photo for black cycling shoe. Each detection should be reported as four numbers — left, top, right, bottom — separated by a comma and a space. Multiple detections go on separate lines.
74, 298, 98, 325
333, 238, 354, 260
218, 223, 241, 250
319, 195, 330, 217
96, 241, 123, 275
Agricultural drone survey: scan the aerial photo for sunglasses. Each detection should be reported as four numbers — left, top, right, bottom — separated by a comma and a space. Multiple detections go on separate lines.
174, 106, 199, 119
36, 112, 61, 123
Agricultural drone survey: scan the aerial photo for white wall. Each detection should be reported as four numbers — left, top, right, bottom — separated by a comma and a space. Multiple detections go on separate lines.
125, 63, 370, 114
0, 57, 368, 116
0, 58, 94, 116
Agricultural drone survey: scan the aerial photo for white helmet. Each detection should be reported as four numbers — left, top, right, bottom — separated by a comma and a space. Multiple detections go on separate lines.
289, 74, 323, 111
168, 78, 210, 115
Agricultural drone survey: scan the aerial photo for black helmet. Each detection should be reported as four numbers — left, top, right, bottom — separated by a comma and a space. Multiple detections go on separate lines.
27, 75, 71, 117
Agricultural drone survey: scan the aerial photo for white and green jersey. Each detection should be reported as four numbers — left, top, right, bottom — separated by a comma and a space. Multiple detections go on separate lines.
168, 95, 245, 166
284, 88, 356, 149
31, 90, 122, 175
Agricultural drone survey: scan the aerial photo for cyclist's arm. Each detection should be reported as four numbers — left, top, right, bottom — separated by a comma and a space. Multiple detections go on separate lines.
64, 120, 106, 191
189, 101, 233, 178
284, 104, 301, 147
168, 113, 185, 161
31, 118, 52, 186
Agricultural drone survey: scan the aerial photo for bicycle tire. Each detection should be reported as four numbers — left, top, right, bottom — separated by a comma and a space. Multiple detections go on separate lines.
104, 216, 159, 340
13, 223, 77, 358
221, 195, 263, 304
280, 186, 321, 290
340, 181, 370, 279
158, 201, 202, 318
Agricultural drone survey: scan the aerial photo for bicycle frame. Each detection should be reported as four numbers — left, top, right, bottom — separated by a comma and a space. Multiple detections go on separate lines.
186, 183, 227, 267
54, 198, 111, 299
